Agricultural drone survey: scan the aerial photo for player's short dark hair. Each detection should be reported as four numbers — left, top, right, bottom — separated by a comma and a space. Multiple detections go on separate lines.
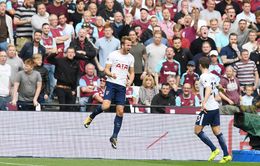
199, 57, 210, 69
121, 36, 131, 45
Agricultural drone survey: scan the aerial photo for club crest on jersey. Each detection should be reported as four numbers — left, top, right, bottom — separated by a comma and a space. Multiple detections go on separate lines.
116, 63, 129, 70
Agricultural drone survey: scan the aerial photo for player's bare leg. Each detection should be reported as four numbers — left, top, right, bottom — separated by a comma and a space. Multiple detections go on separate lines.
84, 100, 111, 128
110, 105, 124, 149
195, 125, 220, 161
211, 126, 232, 163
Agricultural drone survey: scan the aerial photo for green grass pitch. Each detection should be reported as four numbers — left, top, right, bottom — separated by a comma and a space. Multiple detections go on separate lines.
0, 158, 259, 166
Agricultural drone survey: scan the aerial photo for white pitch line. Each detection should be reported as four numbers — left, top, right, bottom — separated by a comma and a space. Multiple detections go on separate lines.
0, 161, 45, 166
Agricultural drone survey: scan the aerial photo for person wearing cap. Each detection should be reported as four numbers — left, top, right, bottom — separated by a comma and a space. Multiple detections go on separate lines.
132, 6, 150, 33
209, 50, 225, 83
249, 38, 260, 84
180, 60, 199, 87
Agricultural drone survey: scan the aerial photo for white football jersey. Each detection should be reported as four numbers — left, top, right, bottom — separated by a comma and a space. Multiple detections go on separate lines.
106, 50, 135, 87
199, 72, 219, 110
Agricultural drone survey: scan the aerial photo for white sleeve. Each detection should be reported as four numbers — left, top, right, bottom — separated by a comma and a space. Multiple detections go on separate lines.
106, 53, 113, 65
201, 75, 211, 88
130, 56, 135, 68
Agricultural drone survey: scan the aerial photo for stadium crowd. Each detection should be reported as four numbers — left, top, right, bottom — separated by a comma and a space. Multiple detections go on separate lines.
0, 0, 260, 112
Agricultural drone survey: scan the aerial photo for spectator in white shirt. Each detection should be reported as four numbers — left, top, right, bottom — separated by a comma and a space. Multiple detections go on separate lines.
242, 30, 258, 54
236, 0, 256, 23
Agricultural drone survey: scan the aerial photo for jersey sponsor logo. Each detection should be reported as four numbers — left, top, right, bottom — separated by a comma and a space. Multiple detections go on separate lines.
116, 63, 129, 70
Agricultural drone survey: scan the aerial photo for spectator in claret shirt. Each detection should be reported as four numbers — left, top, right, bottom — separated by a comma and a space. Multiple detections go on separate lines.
155, 47, 181, 86
175, 83, 200, 107
95, 16, 105, 39
180, 60, 199, 88
47, 0, 68, 20
163, 0, 177, 21
219, 66, 240, 106
79, 63, 99, 112
132, 7, 150, 33
49, 14, 69, 58
88, 75, 106, 112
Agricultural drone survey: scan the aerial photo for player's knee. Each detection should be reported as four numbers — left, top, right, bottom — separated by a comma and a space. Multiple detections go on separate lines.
194, 127, 202, 135
116, 108, 124, 116
102, 103, 111, 111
